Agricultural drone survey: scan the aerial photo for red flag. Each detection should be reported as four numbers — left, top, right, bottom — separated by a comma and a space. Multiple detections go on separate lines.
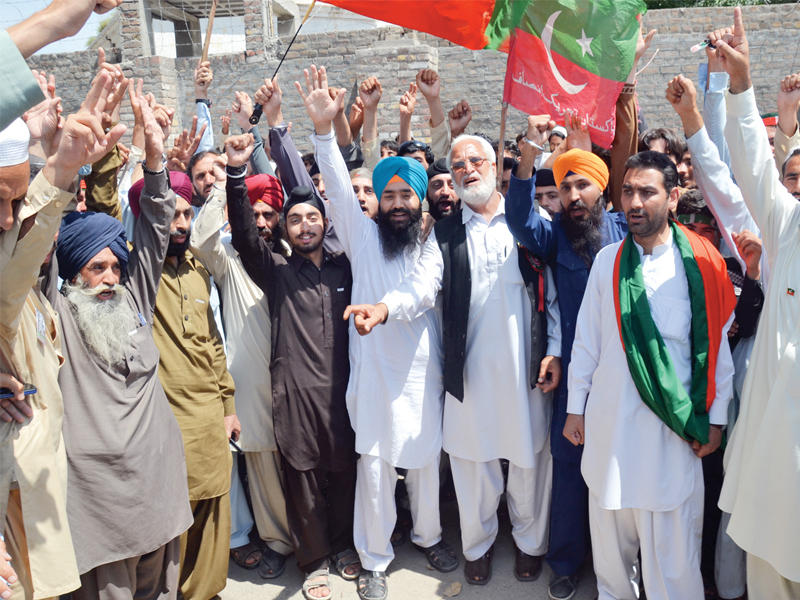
319, 1, 496, 50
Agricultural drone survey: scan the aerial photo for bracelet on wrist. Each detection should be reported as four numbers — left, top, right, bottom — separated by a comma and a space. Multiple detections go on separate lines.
142, 162, 165, 175
225, 164, 247, 178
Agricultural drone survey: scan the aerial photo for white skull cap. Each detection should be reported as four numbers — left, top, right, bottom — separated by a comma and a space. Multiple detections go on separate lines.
0, 119, 30, 168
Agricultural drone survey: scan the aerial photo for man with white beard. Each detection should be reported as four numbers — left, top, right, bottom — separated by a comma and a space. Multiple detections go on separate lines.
347, 133, 561, 587
42, 89, 193, 599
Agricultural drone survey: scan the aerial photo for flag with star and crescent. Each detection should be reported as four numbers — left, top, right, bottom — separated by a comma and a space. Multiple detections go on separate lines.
500, 0, 645, 148
318, 0, 644, 147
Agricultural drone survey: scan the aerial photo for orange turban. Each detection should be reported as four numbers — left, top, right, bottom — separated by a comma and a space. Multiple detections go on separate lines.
552, 149, 609, 191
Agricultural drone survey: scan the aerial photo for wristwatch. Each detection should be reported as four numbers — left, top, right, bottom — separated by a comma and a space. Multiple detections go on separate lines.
195, 98, 212, 108
522, 137, 544, 151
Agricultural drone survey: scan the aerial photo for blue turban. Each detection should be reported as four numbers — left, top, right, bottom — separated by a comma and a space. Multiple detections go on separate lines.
373, 156, 428, 204
57, 211, 129, 282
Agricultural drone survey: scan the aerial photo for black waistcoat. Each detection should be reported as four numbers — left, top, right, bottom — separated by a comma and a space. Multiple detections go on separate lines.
434, 209, 548, 402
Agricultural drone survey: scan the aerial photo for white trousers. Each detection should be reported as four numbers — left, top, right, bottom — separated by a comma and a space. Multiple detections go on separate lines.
747, 554, 800, 600
450, 442, 552, 562
715, 511, 746, 599
589, 461, 704, 600
353, 454, 442, 571
229, 451, 254, 548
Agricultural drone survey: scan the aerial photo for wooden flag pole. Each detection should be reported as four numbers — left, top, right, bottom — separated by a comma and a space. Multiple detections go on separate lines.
250, 0, 317, 125
497, 102, 508, 191
200, 0, 218, 65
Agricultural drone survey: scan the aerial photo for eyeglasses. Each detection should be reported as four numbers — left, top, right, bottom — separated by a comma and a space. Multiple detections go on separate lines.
451, 156, 487, 173
399, 140, 429, 154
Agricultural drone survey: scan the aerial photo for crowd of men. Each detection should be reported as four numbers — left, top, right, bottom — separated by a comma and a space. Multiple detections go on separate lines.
0, 1, 798, 600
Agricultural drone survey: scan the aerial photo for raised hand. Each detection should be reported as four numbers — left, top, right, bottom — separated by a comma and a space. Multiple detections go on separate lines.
232, 91, 254, 131
295, 65, 346, 135
358, 76, 383, 111
399, 82, 418, 117
22, 70, 62, 157
45, 70, 127, 189
778, 72, 800, 138
448, 100, 472, 138
666, 75, 699, 115
526, 114, 557, 148
709, 7, 750, 93
634, 15, 657, 65
166, 116, 207, 172
225, 133, 255, 168
349, 97, 364, 140
706, 27, 731, 73
150, 99, 174, 142
732, 229, 762, 281
416, 69, 440, 99
564, 110, 592, 152
137, 90, 165, 171
221, 109, 231, 136
194, 60, 213, 97
255, 77, 283, 127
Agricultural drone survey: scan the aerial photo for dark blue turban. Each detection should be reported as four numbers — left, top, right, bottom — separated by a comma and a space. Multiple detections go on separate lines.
373, 156, 428, 204
57, 211, 129, 282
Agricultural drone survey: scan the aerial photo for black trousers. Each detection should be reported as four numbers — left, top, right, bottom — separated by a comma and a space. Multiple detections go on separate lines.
281, 455, 358, 573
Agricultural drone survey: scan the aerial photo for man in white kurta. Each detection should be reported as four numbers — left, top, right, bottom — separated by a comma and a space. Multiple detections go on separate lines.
300, 67, 446, 596
189, 182, 293, 574
709, 11, 800, 596
566, 153, 734, 600
377, 135, 560, 582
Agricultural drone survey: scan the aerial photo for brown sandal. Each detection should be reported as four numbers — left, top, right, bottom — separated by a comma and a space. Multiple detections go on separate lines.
514, 545, 542, 582
464, 545, 493, 585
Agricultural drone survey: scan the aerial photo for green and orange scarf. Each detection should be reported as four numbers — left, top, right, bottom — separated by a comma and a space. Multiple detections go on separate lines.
613, 221, 737, 444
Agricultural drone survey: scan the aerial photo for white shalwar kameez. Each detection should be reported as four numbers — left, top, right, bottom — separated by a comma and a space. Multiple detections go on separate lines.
312, 131, 445, 571
718, 87, 800, 597
568, 232, 734, 600
382, 199, 559, 561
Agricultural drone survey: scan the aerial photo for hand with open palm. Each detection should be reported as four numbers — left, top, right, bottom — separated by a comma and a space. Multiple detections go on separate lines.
295, 65, 346, 136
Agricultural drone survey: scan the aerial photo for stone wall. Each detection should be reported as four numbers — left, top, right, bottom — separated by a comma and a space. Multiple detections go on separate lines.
27, 3, 800, 153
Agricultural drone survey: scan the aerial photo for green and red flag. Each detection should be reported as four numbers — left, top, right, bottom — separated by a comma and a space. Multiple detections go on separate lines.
319, 1, 644, 147
502, 0, 645, 148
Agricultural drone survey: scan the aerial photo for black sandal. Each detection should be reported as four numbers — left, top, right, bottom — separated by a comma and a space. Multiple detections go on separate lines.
414, 540, 458, 573
229, 542, 262, 570
331, 548, 362, 581
258, 545, 287, 579
357, 570, 388, 600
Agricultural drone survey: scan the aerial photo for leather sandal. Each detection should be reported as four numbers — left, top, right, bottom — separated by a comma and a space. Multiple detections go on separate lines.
357, 570, 388, 600
414, 540, 458, 573
464, 545, 493, 586
514, 545, 542, 582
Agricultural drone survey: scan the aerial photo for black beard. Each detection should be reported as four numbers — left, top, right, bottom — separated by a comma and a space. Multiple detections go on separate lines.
376, 206, 423, 261
260, 221, 289, 256
428, 196, 460, 221
167, 228, 191, 257
561, 199, 605, 268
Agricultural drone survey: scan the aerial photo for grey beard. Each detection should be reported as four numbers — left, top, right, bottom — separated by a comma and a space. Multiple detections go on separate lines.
64, 277, 135, 366
453, 172, 497, 208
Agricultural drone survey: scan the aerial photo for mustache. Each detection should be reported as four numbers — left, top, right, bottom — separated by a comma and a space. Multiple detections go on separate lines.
387, 207, 413, 217
170, 228, 190, 237
626, 208, 648, 218
73, 281, 126, 298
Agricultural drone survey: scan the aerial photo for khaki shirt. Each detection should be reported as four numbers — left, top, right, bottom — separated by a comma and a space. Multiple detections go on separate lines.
0, 172, 80, 597
153, 251, 235, 501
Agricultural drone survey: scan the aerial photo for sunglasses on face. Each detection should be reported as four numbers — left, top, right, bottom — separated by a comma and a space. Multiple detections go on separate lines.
451, 156, 487, 173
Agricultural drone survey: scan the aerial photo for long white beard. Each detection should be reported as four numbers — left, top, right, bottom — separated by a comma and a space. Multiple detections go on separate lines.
64, 278, 135, 366
454, 172, 497, 209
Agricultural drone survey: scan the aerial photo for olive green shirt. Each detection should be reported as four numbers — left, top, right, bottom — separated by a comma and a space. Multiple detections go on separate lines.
153, 251, 235, 501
